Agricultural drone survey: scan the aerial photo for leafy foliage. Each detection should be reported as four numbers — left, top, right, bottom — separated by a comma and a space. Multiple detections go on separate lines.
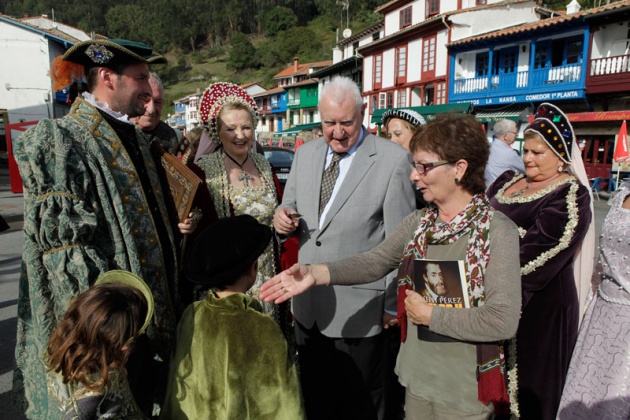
2, 0, 388, 51
105, 5, 150, 43
1, 0, 387, 110
276, 27, 321, 63
228, 33, 260, 70
260, 6, 298, 36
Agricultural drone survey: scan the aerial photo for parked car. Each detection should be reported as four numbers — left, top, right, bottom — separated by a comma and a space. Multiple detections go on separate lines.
263, 146, 294, 186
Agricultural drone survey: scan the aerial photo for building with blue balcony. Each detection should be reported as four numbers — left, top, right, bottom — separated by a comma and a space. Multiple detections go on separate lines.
170, 92, 202, 131
448, 7, 589, 110
449, 0, 630, 181
252, 86, 287, 138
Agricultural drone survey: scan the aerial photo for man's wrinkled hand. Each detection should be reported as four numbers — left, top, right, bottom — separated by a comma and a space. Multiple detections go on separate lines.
274, 206, 299, 235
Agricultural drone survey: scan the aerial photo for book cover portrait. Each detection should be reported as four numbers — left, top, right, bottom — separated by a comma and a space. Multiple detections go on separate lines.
413, 259, 470, 309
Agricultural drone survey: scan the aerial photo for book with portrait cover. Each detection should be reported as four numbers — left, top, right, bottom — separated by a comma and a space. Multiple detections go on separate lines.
151, 142, 202, 223
414, 259, 470, 342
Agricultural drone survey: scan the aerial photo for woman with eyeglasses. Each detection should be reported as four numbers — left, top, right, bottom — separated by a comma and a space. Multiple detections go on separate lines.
261, 114, 522, 419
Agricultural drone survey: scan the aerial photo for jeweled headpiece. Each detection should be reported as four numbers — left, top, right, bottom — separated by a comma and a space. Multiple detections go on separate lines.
524, 102, 575, 164
382, 108, 427, 128
199, 82, 259, 143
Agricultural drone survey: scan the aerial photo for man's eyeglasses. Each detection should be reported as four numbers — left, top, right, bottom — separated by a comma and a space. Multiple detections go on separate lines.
411, 160, 453, 174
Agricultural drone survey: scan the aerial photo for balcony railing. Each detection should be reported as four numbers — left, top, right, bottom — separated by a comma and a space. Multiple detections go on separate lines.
590, 54, 630, 76
452, 64, 582, 98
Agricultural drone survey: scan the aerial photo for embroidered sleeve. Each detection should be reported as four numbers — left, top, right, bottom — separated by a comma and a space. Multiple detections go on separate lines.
15, 120, 109, 320
518, 181, 591, 307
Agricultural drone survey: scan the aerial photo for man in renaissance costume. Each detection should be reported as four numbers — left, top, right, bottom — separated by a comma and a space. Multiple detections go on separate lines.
13, 39, 186, 419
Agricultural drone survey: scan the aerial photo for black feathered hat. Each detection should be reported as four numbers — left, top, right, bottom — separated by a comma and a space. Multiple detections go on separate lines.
62, 38, 167, 69
184, 215, 272, 288
51, 39, 167, 92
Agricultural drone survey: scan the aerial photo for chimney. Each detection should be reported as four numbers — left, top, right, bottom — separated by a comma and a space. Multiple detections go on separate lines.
333, 47, 343, 64
567, 0, 581, 14
294, 57, 299, 72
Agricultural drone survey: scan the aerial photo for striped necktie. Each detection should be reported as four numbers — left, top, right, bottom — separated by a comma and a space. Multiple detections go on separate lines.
319, 152, 346, 217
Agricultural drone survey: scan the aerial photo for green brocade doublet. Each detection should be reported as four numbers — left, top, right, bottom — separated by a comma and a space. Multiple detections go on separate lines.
162, 292, 304, 419
13, 98, 179, 419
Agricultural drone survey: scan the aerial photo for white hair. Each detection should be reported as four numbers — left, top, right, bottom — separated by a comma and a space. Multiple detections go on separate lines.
493, 119, 517, 138
319, 77, 362, 112
149, 71, 164, 93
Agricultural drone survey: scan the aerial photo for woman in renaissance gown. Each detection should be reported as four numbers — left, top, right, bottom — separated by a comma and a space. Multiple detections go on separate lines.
557, 177, 630, 419
193, 82, 291, 336
486, 102, 594, 419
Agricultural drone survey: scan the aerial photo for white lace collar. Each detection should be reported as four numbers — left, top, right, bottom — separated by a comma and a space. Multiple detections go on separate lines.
81, 92, 133, 125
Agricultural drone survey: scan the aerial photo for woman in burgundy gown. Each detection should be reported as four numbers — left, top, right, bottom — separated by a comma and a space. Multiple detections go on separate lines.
487, 103, 593, 419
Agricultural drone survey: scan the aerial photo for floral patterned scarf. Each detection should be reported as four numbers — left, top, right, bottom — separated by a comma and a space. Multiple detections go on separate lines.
396, 193, 510, 410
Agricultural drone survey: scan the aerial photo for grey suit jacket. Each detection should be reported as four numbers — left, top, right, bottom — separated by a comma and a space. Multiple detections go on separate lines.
281, 130, 415, 338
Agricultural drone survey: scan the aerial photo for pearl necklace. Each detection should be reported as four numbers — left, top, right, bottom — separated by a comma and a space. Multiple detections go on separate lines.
510, 173, 563, 197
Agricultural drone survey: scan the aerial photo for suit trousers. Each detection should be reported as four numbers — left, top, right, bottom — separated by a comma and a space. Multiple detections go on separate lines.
295, 321, 386, 420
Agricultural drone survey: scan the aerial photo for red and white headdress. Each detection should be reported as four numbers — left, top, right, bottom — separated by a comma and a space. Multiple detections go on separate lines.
199, 82, 258, 143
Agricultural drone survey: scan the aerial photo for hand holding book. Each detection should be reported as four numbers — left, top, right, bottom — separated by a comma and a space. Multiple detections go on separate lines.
404, 289, 433, 326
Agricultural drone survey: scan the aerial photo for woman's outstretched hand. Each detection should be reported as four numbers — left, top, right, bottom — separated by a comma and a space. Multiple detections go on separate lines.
260, 263, 323, 304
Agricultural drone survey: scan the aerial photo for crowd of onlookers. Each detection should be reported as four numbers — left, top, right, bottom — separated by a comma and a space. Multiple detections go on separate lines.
9, 37, 630, 420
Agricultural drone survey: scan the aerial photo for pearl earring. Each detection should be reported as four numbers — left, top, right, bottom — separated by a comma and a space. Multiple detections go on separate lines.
558, 166, 563, 172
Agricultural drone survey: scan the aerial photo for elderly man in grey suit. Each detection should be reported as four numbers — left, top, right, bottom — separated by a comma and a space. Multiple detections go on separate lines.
274, 77, 415, 420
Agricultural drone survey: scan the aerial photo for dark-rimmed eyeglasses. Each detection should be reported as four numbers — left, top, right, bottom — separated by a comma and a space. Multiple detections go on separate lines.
411, 160, 453, 174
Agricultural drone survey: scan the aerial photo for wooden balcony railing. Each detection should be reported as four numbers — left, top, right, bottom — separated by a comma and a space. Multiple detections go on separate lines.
452, 64, 582, 96
590, 54, 630, 76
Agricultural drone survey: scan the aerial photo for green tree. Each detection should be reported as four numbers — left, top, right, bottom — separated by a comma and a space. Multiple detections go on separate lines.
261, 6, 298, 36
105, 4, 150, 42
59, 0, 110, 34
276, 26, 320, 63
228, 33, 260, 70
258, 37, 283, 68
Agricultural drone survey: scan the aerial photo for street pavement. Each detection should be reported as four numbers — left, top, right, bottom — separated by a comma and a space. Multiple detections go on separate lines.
0, 156, 26, 419
0, 155, 611, 418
